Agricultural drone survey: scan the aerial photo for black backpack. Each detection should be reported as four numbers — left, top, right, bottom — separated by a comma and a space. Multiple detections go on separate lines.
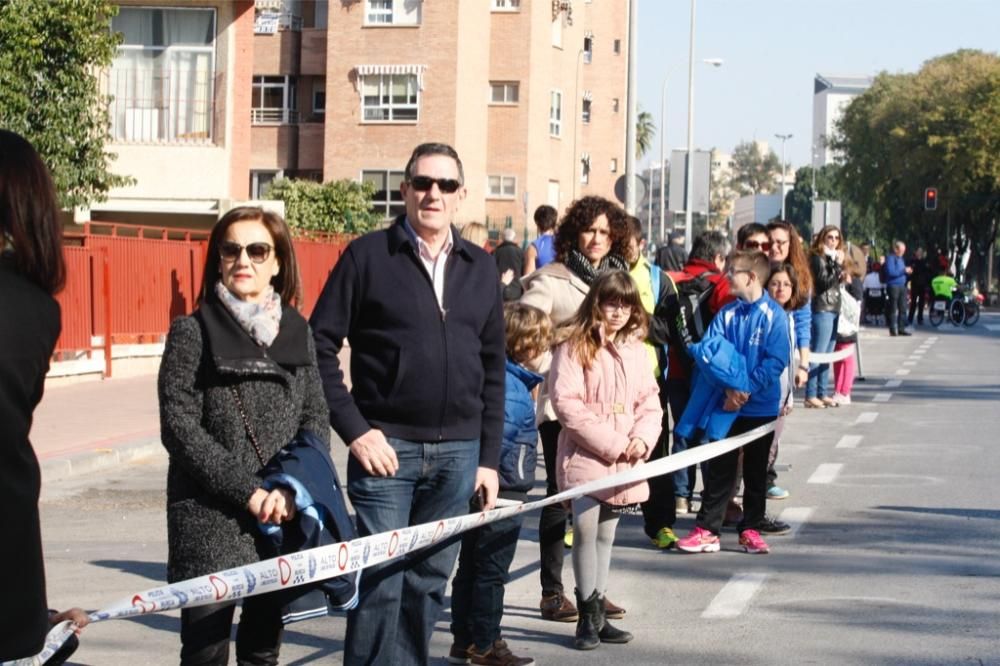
659, 271, 719, 367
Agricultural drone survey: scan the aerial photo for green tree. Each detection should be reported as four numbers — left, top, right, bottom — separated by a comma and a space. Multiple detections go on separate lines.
636, 109, 655, 159
0, 0, 133, 208
729, 140, 782, 195
265, 179, 382, 234
834, 49, 1000, 287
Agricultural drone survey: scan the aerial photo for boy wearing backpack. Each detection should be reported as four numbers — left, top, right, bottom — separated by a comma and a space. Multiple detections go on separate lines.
640, 231, 734, 543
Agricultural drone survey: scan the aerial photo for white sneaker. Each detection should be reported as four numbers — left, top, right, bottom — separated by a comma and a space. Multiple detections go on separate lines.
832, 393, 851, 405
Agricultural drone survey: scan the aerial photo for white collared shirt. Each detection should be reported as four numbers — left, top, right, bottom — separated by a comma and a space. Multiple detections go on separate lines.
404, 218, 454, 311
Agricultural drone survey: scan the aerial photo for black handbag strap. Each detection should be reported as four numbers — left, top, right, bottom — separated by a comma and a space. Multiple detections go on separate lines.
230, 385, 267, 467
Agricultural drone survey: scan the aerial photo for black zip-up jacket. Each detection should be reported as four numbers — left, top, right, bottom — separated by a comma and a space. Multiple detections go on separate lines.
310, 217, 506, 468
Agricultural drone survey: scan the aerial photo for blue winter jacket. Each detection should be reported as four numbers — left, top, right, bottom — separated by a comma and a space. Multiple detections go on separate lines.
883, 254, 908, 287
674, 336, 749, 442
701, 293, 791, 417
500, 359, 544, 493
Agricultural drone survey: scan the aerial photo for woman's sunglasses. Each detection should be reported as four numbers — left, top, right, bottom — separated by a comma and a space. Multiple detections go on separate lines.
219, 241, 273, 264
408, 175, 462, 194
743, 239, 772, 252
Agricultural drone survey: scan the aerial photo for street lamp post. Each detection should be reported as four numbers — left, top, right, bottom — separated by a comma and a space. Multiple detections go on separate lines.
682, 0, 723, 251
659, 78, 667, 245
624, 0, 639, 214
775, 132, 792, 220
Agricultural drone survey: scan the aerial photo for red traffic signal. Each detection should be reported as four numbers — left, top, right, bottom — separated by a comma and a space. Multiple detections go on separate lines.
924, 187, 938, 211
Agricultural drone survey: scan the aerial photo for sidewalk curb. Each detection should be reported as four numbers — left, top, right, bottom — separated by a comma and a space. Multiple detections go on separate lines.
40, 436, 166, 482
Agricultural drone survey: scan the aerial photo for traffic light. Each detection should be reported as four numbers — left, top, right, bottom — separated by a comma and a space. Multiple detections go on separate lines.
924, 187, 938, 211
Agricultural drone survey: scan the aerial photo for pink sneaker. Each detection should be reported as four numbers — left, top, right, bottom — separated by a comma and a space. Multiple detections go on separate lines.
677, 526, 720, 553
739, 529, 770, 554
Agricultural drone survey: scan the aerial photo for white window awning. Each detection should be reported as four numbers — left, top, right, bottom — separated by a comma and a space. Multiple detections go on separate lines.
354, 64, 428, 92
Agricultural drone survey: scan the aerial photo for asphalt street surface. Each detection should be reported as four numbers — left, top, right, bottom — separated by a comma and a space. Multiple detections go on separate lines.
39, 313, 1000, 665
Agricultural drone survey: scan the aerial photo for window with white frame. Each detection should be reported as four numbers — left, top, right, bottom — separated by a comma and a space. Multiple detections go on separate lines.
365, 0, 421, 26
583, 35, 593, 63
312, 81, 326, 116
361, 73, 419, 122
362, 169, 406, 219
612, 97, 620, 113
487, 175, 517, 199
582, 98, 592, 123
580, 154, 590, 184
251, 170, 282, 199
614, 38, 621, 54
549, 90, 562, 137
610, 158, 618, 173
109, 7, 216, 143
489, 81, 519, 104
252, 76, 298, 124
491, 0, 520, 10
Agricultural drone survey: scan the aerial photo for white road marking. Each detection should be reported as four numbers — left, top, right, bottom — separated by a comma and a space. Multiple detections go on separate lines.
873, 393, 892, 403
928, 337, 939, 342
896, 368, 911, 375
702, 572, 769, 619
854, 412, 878, 425
836, 435, 863, 449
903, 360, 917, 366
985, 324, 1000, 332
777, 507, 815, 539
912, 349, 926, 355
808, 463, 844, 484
885, 379, 902, 388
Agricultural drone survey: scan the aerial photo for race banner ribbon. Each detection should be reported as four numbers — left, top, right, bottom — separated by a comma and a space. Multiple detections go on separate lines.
809, 347, 855, 364
10, 421, 776, 665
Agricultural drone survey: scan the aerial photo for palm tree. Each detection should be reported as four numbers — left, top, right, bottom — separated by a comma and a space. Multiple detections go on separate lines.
636, 109, 655, 159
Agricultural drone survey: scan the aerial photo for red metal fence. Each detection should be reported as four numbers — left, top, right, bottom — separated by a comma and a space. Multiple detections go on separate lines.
55, 222, 349, 375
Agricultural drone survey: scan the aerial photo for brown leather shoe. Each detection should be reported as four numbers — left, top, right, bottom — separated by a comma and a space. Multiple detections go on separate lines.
603, 597, 626, 619
540, 592, 578, 622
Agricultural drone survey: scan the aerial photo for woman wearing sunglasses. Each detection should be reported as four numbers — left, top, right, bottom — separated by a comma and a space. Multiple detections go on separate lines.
804, 224, 845, 409
158, 206, 330, 664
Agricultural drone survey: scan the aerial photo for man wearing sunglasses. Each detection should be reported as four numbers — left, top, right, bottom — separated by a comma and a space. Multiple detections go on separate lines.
310, 143, 506, 665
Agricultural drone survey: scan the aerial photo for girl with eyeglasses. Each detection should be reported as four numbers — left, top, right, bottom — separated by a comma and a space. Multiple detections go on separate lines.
549, 271, 662, 650
158, 206, 330, 664
805, 225, 845, 409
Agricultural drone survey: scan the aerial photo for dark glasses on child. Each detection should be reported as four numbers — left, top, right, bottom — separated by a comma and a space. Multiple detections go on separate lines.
219, 241, 273, 263
408, 175, 462, 194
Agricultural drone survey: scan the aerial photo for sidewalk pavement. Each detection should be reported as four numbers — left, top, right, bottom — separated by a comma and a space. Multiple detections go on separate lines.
34, 374, 164, 482
34, 348, 353, 482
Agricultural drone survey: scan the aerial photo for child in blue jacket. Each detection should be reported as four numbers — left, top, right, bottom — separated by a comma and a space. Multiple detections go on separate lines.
677, 250, 790, 555
449, 303, 552, 666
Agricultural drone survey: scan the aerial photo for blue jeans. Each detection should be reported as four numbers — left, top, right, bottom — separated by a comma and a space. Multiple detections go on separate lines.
344, 438, 479, 666
807, 311, 839, 399
450, 493, 526, 652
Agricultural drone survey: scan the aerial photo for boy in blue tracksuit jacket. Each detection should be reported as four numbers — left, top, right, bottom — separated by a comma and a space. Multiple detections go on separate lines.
677, 250, 790, 555
449, 304, 551, 665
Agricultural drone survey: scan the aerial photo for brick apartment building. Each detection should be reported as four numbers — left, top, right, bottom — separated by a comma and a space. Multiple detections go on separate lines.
94, 0, 629, 235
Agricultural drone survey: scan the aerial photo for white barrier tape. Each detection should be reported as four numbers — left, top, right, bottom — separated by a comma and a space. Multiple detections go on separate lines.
17, 421, 775, 665
809, 347, 854, 364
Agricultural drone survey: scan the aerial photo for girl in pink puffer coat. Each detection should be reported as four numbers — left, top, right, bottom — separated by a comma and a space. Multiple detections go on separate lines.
549, 271, 663, 650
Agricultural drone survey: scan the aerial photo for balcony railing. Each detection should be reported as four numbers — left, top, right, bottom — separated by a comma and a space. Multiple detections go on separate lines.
251, 108, 300, 124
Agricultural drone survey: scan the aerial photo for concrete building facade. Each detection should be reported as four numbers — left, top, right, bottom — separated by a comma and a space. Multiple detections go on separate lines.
96, 0, 630, 234
812, 73, 873, 168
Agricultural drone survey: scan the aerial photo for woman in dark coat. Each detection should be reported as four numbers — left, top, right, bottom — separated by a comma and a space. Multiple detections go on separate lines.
158, 206, 330, 665
805, 225, 845, 409
0, 130, 88, 661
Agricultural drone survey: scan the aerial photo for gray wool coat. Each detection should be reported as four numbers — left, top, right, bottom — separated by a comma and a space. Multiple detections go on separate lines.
157, 295, 330, 583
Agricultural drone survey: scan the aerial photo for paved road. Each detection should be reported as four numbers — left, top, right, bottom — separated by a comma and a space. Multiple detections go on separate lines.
39, 315, 1000, 665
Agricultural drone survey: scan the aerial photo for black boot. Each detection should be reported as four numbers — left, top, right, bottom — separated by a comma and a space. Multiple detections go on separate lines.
595, 593, 633, 644
573, 588, 600, 650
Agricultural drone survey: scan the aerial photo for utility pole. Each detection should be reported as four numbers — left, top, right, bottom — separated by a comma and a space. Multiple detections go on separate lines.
775, 133, 792, 221
683, 0, 696, 252
624, 0, 639, 214
659, 78, 667, 244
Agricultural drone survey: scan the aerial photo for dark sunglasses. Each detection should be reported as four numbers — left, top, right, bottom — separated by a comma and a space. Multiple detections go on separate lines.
743, 240, 772, 252
408, 175, 462, 194
219, 241, 273, 263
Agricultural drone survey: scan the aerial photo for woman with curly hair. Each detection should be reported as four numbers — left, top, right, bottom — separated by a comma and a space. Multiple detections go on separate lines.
520, 195, 630, 625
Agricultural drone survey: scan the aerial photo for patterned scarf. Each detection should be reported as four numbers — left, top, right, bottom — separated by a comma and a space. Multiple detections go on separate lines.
564, 248, 629, 285
215, 281, 282, 347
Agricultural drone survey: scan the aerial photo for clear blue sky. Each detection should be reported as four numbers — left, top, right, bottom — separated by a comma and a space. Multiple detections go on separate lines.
637, 0, 1000, 170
